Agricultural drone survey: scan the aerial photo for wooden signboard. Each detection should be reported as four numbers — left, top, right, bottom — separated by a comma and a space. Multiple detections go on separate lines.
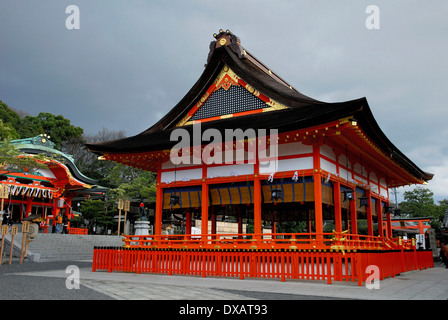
123, 200, 130, 235
11, 225, 18, 236
20, 221, 30, 264
1, 225, 7, 236
0, 185, 9, 199
0, 185, 8, 214
9, 225, 18, 264
0, 225, 8, 265
117, 199, 124, 236
124, 200, 130, 212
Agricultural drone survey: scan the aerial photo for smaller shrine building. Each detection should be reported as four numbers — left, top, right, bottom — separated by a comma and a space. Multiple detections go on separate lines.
0, 135, 106, 232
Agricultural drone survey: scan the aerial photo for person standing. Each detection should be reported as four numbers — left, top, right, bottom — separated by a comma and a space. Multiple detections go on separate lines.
440, 238, 448, 269
62, 214, 69, 234
55, 214, 62, 233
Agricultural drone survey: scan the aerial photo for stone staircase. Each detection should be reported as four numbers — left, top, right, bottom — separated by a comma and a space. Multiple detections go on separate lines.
1, 232, 124, 262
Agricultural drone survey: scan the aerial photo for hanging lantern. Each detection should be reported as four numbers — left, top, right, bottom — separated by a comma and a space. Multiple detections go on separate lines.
343, 190, 354, 201
57, 198, 65, 208
271, 188, 283, 201
170, 194, 180, 206
359, 196, 369, 207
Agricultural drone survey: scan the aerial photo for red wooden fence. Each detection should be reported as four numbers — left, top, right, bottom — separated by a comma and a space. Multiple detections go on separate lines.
68, 227, 88, 235
92, 247, 433, 286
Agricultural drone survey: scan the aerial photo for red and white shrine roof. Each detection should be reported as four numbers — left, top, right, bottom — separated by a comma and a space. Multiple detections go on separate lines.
86, 30, 433, 188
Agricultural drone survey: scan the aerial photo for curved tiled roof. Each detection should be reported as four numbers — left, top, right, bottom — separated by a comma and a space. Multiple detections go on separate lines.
11, 135, 98, 186
86, 30, 433, 183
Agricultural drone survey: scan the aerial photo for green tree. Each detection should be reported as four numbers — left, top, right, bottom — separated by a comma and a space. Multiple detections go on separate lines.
79, 199, 115, 234
66, 128, 158, 200
108, 167, 156, 201
0, 101, 21, 139
0, 119, 19, 140
0, 120, 51, 173
63, 128, 127, 187
0, 138, 45, 173
399, 187, 437, 217
399, 187, 446, 233
277, 221, 307, 233
65, 128, 158, 229
438, 199, 448, 215
19, 112, 83, 148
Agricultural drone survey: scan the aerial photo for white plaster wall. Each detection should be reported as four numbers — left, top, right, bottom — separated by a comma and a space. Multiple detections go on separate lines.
320, 158, 337, 175
259, 157, 313, 174
207, 164, 254, 179
161, 168, 202, 183
320, 144, 336, 161
277, 142, 312, 157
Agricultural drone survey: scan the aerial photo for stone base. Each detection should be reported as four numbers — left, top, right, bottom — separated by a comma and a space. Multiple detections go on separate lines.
134, 220, 150, 236
131, 220, 151, 245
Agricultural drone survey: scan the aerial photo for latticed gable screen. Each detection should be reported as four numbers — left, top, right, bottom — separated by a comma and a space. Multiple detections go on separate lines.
190, 85, 268, 121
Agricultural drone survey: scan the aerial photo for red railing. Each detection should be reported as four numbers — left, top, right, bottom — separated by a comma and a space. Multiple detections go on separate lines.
68, 227, 88, 235
92, 247, 355, 284
92, 231, 434, 286
92, 246, 434, 286
121, 232, 408, 252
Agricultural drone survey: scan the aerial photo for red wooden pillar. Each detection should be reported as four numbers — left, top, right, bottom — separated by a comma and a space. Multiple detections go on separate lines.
155, 162, 163, 237
271, 210, 276, 234
253, 178, 262, 239
376, 198, 384, 237
366, 191, 373, 237
25, 197, 33, 218
155, 185, 163, 236
350, 188, 358, 235
211, 206, 216, 238
185, 211, 192, 237
334, 181, 342, 233
313, 144, 323, 239
65, 197, 72, 210
253, 140, 262, 239
418, 221, 424, 235
52, 198, 59, 226
20, 200, 24, 221
386, 208, 392, 237
201, 183, 209, 239
66, 196, 73, 229
237, 206, 243, 239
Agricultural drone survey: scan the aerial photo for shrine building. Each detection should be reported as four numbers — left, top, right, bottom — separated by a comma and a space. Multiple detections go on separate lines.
0, 135, 106, 233
87, 30, 434, 284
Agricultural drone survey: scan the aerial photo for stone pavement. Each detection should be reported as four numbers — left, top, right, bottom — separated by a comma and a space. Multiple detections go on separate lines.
2, 260, 447, 301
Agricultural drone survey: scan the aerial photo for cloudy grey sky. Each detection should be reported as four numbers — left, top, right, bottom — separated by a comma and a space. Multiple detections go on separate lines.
1, 1, 447, 202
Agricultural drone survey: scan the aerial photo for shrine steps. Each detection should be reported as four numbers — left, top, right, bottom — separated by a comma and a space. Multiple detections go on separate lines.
2, 232, 124, 262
